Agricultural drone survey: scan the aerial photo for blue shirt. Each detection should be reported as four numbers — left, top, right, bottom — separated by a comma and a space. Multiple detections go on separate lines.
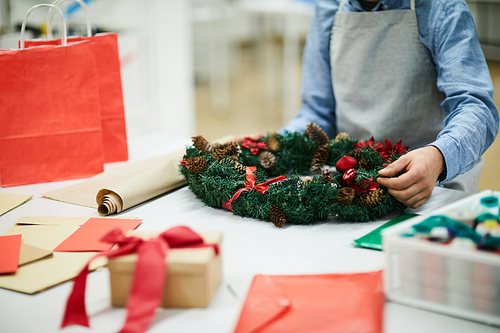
282, 0, 499, 183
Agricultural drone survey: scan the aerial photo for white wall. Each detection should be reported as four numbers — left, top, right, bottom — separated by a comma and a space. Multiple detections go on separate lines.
6, 0, 195, 140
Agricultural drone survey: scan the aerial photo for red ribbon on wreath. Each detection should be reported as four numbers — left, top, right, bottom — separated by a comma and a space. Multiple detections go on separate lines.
61, 226, 219, 333
222, 166, 286, 210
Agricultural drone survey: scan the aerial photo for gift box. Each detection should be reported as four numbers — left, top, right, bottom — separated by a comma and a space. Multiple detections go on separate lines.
107, 231, 222, 308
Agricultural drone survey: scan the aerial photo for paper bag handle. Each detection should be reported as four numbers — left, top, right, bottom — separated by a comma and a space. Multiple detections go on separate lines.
20, 4, 67, 50
47, 0, 92, 39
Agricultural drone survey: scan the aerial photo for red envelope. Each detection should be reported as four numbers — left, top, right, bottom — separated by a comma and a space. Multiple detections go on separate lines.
233, 270, 384, 333
0, 234, 22, 274
53, 218, 141, 252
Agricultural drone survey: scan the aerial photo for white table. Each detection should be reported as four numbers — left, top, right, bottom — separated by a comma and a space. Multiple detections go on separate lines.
0, 135, 498, 333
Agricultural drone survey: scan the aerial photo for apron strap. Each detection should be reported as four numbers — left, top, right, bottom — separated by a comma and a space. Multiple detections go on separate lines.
338, 0, 346, 13
339, 0, 415, 12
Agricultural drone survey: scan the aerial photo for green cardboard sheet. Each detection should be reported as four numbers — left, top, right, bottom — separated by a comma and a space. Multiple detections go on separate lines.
353, 213, 418, 250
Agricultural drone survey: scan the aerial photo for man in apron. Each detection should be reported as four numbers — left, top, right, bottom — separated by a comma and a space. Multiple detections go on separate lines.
283, 0, 499, 208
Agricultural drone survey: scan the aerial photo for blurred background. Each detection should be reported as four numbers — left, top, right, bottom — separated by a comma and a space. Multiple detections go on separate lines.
0, 0, 499, 190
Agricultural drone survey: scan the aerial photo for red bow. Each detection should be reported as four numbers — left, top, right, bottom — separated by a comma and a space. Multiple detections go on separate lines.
61, 226, 219, 333
241, 138, 267, 155
222, 166, 286, 210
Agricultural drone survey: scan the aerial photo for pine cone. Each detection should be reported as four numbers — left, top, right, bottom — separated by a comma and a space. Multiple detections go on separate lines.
359, 188, 385, 207
269, 204, 286, 227
218, 156, 238, 165
347, 149, 372, 170
311, 145, 331, 174
185, 157, 208, 173
213, 142, 240, 159
347, 148, 362, 161
321, 169, 332, 184
334, 132, 351, 142
259, 151, 276, 169
337, 187, 355, 205
305, 123, 329, 146
267, 132, 280, 153
234, 162, 246, 174
358, 158, 372, 170
192, 135, 213, 153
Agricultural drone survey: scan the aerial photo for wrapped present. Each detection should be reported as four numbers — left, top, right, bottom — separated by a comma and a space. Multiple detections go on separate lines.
61, 226, 222, 333
108, 230, 222, 308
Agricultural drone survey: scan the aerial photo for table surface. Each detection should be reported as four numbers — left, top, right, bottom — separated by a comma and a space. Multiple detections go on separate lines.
1, 135, 499, 333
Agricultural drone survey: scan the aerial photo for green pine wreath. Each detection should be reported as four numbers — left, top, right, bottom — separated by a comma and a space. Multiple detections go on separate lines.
180, 123, 408, 227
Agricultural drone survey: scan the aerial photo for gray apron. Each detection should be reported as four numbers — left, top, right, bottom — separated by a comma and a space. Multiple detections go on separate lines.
330, 0, 481, 193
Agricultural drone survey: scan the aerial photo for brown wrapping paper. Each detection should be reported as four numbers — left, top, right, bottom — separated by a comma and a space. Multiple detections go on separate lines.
42, 137, 232, 216
95, 148, 187, 215
42, 147, 187, 215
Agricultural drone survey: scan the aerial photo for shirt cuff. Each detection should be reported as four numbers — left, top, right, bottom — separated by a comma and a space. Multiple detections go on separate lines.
427, 137, 459, 184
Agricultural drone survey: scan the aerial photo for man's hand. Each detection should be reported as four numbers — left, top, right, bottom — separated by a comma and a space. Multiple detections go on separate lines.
377, 146, 445, 208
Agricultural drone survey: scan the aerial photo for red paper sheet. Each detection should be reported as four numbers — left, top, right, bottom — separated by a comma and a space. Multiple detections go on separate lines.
0, 234, 22, 274
233, 270, 384, 333
54, 218, 141, 252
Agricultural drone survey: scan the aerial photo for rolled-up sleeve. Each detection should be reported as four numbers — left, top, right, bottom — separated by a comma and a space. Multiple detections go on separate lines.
429, 1, 499, 182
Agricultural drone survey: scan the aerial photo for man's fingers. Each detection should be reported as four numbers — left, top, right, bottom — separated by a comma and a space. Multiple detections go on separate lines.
377, 169, 416, 190
378, 155, 408, 177
389, 188, 431, 208
379, 168, 430, 208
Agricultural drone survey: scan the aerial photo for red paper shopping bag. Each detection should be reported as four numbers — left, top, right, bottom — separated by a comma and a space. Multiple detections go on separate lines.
0, 4, 105, 187
23, 1, 129, 163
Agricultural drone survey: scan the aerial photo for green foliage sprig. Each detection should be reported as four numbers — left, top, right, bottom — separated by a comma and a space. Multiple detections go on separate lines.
180, 123, 408, 226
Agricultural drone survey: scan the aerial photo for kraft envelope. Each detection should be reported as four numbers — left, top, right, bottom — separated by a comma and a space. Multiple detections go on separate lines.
0, 234, 22, 274
18, 242, 52, 266
233, 271, 384, 333
4, 222, 80, 251
0, 193, 32, 216
54, 218, 142, 252
0, 252, 105, 294
15, 216, 90, 226
0, 216, 137, 294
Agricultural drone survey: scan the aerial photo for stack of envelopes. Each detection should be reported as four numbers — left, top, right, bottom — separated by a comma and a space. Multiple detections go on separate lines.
0, 216, 140, 294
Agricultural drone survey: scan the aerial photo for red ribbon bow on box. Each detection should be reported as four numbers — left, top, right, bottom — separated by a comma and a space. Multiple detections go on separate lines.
222, 166, 286, 210
61, 226, 219, 333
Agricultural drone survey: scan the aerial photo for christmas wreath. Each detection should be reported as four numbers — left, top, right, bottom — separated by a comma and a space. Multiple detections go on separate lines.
180, 123, 409, 227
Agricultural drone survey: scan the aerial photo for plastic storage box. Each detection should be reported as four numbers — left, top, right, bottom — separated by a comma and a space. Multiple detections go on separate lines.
383, 190, 500, 327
